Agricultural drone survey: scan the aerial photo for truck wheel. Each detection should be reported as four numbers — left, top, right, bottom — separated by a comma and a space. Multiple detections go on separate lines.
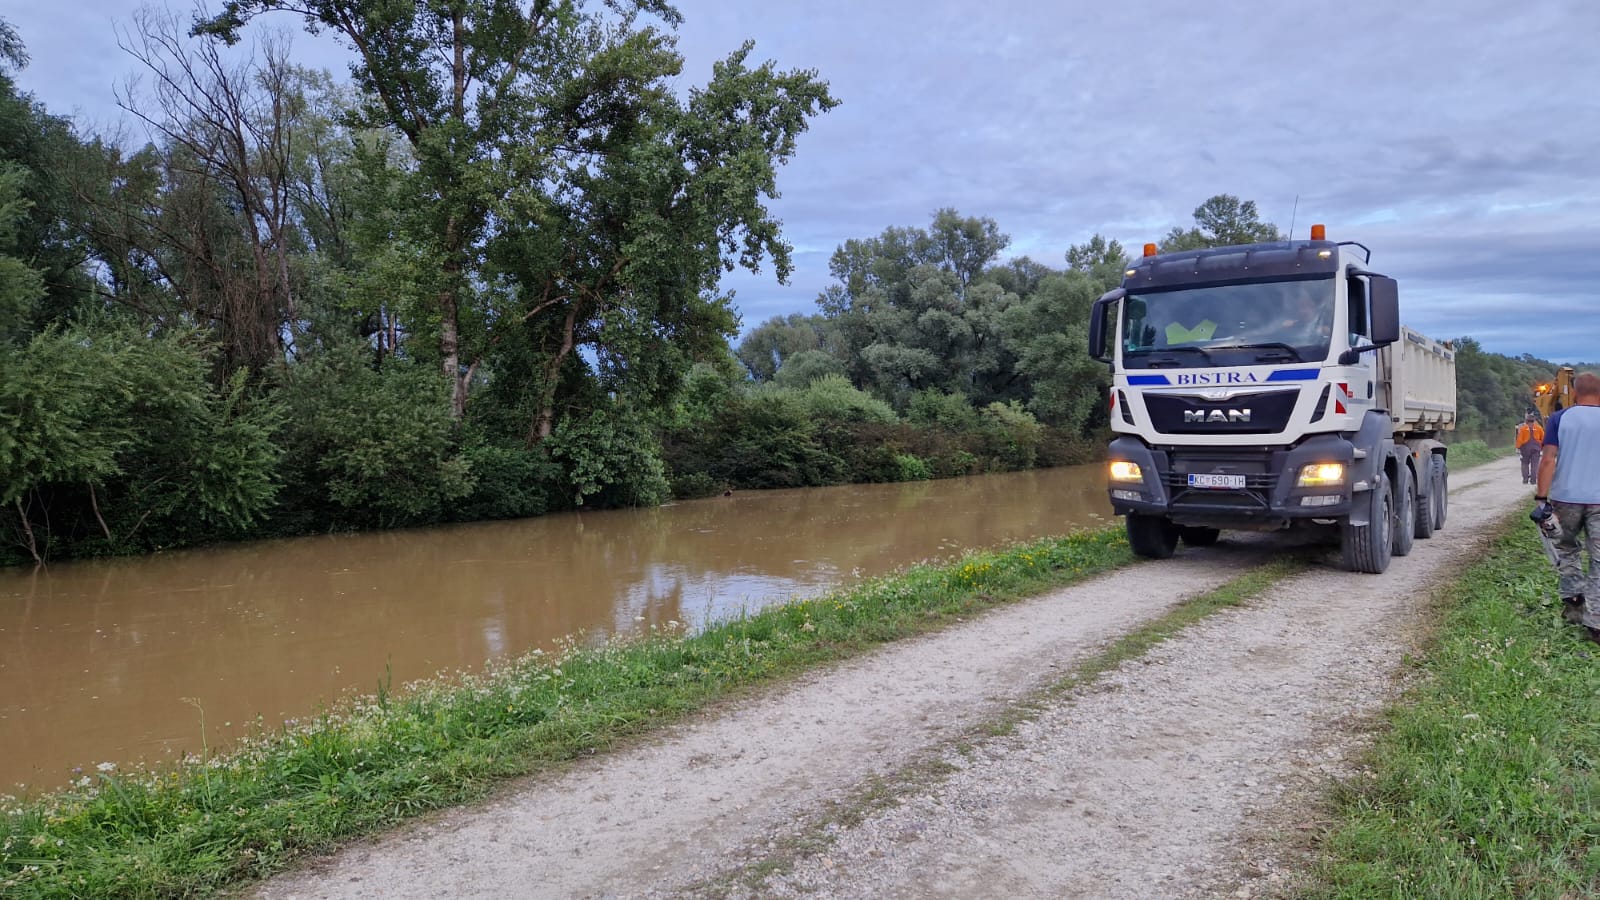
1392, 464, 1416, 557
1341, 472, 1393, 574
1431, 455, 1448, 530
1414, 456, 1437, 540
1179, 526, 1221, 547
1127, 514, 1179, 559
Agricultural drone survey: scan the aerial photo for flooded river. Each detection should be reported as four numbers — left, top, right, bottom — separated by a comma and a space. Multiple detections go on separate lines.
0, 465, 1113, 790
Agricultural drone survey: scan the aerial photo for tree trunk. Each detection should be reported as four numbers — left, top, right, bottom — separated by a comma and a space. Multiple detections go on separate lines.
13, 498, 41, 566
440, 282, 466, 419
528, 303, 580, 446
440, 205, 467, 418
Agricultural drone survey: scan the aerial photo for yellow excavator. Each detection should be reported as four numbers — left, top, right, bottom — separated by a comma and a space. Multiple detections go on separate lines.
1533, 366, 1576, 420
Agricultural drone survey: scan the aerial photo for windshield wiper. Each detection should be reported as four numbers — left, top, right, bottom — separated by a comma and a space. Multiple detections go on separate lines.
1126, 346, 1216, 368
1207, 341, 1303, 363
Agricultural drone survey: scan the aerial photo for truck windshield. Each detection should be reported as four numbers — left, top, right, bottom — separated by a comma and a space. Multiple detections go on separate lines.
1121, 277, 1336, 368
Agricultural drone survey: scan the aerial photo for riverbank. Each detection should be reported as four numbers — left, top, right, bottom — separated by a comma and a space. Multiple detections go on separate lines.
2, 529, 1136, 897
1303, 517, 1600, 897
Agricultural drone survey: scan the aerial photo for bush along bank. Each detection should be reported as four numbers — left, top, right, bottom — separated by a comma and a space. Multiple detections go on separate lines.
1307, 518, 1600, 898
0, 369, 1102, 567
0, 528, 1131, 898
1444, 438, 1515, 470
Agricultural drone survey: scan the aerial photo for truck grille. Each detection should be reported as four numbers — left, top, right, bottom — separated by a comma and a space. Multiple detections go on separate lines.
1143, 389, 1300, 435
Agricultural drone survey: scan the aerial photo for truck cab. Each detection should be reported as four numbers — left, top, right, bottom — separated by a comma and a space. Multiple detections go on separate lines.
1087, 227, 1455, 573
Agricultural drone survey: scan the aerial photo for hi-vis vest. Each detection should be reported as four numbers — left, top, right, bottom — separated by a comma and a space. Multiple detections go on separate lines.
1165, 319, 1217, 344
1516, 422, 1544, 448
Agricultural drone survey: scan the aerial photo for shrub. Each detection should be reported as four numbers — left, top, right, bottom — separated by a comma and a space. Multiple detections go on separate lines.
662, 392, 844, 489
780, 374, 898, 425
669, 471, 722, 499
892, 453, 933, 481
274, 346, 473, 528
544, 407, 671, 509
0, 325, 282, 560
907, 388, 981, 432
451, 443, 559, 521
770, 349, 848, 389
978, 400, 1043, 470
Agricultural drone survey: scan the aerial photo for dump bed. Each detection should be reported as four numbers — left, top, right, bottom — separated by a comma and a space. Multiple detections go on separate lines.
1380, 326, 1456, 435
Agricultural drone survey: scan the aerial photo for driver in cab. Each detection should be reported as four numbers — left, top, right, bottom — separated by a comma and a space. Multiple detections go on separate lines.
1277, 293, 1332, 345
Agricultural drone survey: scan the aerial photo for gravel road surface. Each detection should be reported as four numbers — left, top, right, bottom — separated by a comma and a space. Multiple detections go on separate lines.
256, 457, 1528, 900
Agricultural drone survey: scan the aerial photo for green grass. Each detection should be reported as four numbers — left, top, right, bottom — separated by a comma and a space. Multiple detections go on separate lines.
0, 528, 1135, 898
1448, 439, 1516, 469
1304, 518, 1600, 899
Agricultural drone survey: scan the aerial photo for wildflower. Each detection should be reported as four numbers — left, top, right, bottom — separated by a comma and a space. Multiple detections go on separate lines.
96, 761, 117, 773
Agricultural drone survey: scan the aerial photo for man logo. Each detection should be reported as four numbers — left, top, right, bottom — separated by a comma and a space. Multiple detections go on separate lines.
1184, 408, 1252, 424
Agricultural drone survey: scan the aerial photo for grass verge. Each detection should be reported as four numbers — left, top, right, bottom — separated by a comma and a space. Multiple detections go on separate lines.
698, 554, 1312, 897
1448, 439, 1515, 469
0, 528, 1135, 898
1303, 517, 1600, 898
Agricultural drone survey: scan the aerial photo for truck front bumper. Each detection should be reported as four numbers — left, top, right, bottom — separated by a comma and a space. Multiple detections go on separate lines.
1106, 435, 1358, 529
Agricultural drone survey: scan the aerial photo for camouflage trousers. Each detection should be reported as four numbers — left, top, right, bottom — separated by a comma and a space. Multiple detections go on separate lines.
1552, 501, 1600, 628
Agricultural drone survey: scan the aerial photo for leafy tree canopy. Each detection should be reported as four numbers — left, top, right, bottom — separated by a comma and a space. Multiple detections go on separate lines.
1160, 193, 1282, 251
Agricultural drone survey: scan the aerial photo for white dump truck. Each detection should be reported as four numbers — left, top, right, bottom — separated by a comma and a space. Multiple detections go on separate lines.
1087, 226, 1457, 574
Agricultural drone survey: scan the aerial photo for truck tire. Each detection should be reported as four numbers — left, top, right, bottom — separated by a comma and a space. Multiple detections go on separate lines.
1341, 472, 1393, 574
1414, 455, 1437, 540
1180, 526, 1221, 547
1392, 464, 1416, 557
1431, 455, 1448, 531
1127, 513, 1179, 559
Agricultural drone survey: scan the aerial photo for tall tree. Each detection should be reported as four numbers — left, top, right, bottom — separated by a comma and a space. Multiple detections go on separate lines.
0, 27, 280, 564
0, 22, 96, 329
815, 210, 1014, 407
197, 2, 836, 440
1160, 194, 1281, 251
735, 312, 841, 382
1064, 233, 1127, 291
86, 9, 312, 376
0, 18, 24, 72
998, 270, 1107, 430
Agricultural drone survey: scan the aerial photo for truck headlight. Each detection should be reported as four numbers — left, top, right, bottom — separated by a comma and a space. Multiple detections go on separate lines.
1296, 463, 1346, 487
1109, 460, 1143, 482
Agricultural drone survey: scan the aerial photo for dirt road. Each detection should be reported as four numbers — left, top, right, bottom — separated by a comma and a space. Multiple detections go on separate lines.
257, 457, 1529, 900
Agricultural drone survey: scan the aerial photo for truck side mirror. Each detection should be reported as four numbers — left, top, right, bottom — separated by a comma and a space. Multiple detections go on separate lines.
1088, 288, 1124, 363
1369, 276, 1400, 345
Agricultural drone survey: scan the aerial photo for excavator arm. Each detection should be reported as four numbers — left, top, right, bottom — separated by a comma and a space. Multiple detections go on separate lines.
1533, 366, 1575, 420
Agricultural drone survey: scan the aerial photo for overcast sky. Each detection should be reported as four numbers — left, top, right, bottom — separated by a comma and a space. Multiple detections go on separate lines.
7, 0, 1598, 361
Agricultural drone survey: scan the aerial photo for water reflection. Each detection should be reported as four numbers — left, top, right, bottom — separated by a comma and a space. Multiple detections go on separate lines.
0, 465, 1111, 789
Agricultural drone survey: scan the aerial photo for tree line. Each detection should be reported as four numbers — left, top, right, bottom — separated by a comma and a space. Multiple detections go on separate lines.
0, 7, 1572, 566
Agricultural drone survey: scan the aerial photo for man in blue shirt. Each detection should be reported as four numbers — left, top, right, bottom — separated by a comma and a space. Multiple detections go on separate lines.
1533, 371, 1600, 642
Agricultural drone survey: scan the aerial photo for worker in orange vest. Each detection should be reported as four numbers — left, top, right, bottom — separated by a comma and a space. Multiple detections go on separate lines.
1516, 411, 1545, 484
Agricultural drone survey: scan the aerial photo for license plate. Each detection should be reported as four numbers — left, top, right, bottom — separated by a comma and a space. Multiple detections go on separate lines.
1187, 473, 1246, 489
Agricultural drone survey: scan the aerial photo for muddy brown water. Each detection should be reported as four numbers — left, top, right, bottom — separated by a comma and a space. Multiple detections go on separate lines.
0, 465, 1112, 790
